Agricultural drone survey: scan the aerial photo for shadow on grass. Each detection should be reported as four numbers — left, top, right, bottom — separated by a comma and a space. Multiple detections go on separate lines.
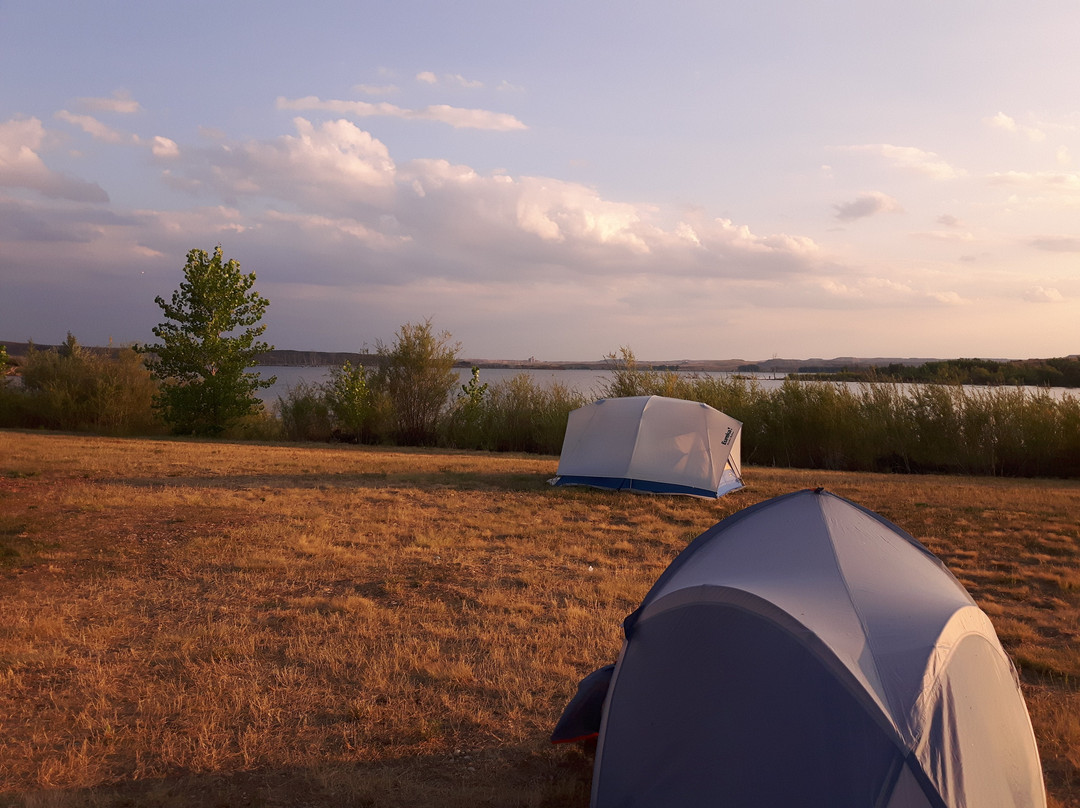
7, 743, 595, 808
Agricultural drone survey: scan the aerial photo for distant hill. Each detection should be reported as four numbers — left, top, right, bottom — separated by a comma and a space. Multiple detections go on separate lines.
4, 340, 1072, 375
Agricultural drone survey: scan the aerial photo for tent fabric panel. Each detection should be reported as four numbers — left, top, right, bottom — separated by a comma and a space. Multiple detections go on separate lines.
630, 489, 898, 721
627, 489, 987, 738
554, 398, 645, 479
550, 664, 615, 744
914, 633, 1047, 808
592, 600, 909, 808
884, 761, 945, 808
624, 399, 740, 492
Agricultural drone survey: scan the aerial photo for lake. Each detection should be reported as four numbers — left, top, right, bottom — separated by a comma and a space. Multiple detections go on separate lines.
254, 366, 622, 404
254, 365, 1077, 404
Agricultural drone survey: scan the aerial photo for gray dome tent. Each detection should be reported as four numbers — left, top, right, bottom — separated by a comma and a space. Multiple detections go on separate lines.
550, 396, 743, 498
554, 489, 1046, 807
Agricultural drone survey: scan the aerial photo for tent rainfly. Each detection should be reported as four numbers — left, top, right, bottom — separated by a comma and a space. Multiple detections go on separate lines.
549, 395, 743, 498
553, 489, 1047, 808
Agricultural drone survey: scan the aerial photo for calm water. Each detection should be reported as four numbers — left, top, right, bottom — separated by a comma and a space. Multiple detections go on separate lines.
254, 365, 1076, 404
254, 366, 620, 404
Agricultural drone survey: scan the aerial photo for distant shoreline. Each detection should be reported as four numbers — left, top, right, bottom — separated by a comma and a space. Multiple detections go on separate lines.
5, 340, 1076, 376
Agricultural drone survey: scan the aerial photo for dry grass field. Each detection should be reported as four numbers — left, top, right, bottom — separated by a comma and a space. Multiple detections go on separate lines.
1, 431, 1078, 807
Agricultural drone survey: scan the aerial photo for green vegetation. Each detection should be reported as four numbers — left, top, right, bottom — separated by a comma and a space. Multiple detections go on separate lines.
806, 356, 1080, 387
369, 319, 460, 445
140, 246, 274, 436
598, 351, 1080, 478
5, 334, 1080, 479
0, 334, 161, 435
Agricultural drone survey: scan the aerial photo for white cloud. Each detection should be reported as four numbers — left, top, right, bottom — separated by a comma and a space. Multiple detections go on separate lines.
0, 117, 108, 202
1024, 286, 1065, 303
276, 95, 527, 131
151, 136, 179, 159
174, 118, 397, 210
416, 71, 483, 88
55, 110, 137, 144
833, 192, 903, 221
842, 144, 963, 180
262, 209, 411, 250
984, 111, 1046, 142
76, 90, 142, 115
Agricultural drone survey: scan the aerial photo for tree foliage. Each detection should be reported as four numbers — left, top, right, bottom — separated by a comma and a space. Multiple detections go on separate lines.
371, 319, 460, 445
140, 247, 274, 436
323, 360, 374, 442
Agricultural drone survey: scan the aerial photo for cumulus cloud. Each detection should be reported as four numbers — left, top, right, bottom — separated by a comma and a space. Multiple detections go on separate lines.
1024, 286, 1065, 302
833, 192, 902, 222
55, 110, 138, 144
168, 118, 397, 210
0, 117, 109, 202
277, 95, 527, 131
416, 71, 483, 88
76, 89, 142, 115
151, 136, 179, 158
147, 113, 826, 291
984, 111, 1046, 142
842, 144, 963, 179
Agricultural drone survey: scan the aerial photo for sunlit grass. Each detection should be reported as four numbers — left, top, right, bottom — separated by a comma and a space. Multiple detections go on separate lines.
1, 431, 1077, 807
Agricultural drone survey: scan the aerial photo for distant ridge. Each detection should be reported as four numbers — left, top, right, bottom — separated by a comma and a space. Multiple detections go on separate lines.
3, 340, 1063, 372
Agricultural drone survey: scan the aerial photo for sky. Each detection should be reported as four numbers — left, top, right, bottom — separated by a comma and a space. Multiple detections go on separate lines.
2, 0, 1079, 362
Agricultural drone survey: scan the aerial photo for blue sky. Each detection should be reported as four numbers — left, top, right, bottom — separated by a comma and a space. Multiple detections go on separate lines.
2, 0, 1079, 361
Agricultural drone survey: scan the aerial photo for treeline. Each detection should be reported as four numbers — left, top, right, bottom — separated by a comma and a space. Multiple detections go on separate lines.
810, 356, 1080, 388
3, 339, 1080, 479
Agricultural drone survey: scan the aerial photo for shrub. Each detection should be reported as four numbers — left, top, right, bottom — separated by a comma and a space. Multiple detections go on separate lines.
442, 367, 490, 449
323, 361, 375, 442
3, 335, 162, 435
370, 320, 460, 445
277, 381, 334, 442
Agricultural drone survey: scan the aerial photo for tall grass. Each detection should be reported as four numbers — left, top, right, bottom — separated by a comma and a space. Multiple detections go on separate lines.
443, 372, 587, 454
597, 355, 1080, 478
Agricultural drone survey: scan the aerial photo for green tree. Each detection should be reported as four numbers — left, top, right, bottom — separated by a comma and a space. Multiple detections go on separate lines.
371, 319, 460, 445
323, 360, 374, 442
140, 246, 274, 436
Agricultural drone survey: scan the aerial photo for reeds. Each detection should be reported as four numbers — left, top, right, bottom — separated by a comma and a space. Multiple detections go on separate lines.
597, 363, 1080, 478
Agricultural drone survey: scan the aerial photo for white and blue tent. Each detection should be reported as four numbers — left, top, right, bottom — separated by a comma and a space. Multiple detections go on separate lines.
554, 489, 1046, 808
550, 396, 743, 498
